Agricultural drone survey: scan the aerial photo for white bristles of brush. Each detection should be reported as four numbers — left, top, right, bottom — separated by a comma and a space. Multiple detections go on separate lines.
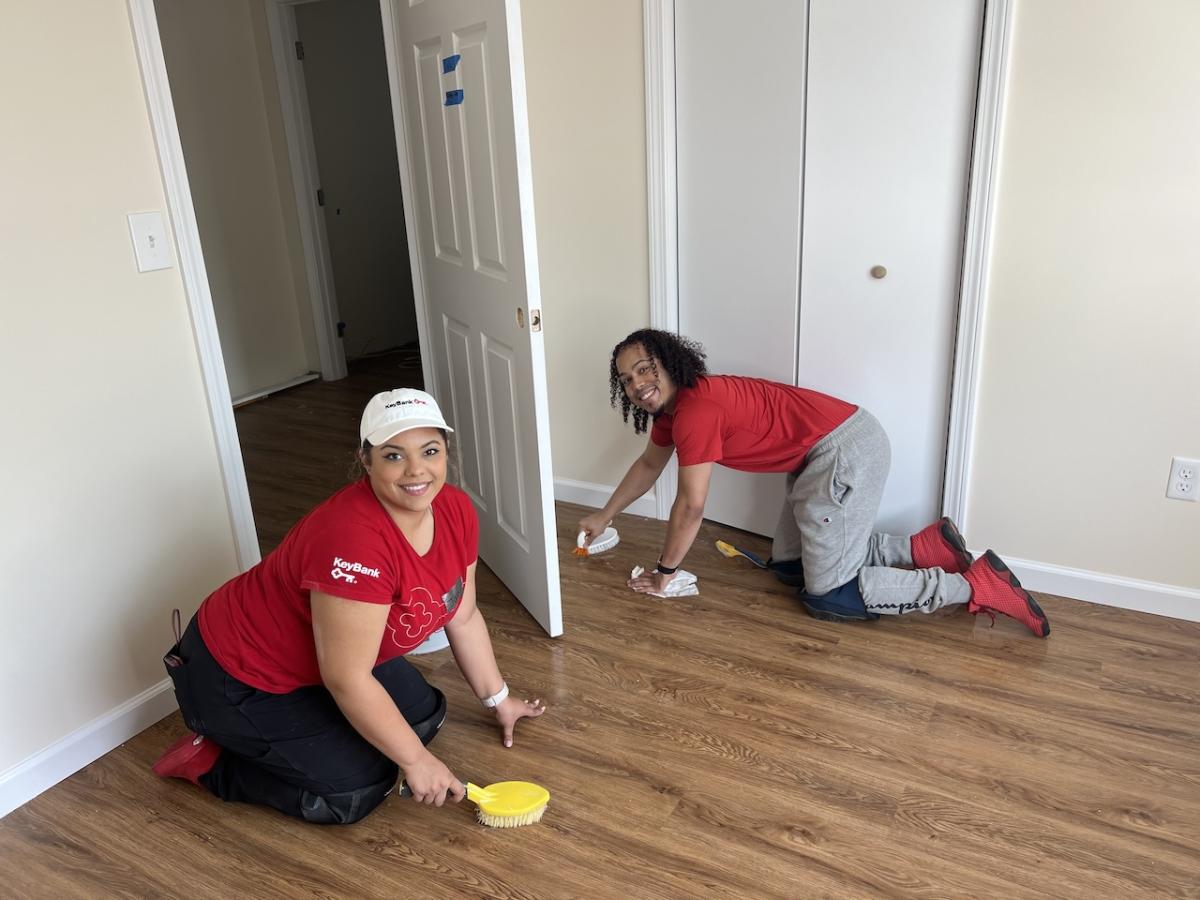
576, 526, 619, 555
477, 804, 548, 828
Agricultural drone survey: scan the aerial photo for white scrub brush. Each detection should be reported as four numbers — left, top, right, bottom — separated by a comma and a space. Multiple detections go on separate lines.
574, 526, 619, 557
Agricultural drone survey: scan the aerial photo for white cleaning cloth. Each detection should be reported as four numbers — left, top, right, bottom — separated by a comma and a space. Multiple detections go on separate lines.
629, 566, 699, 598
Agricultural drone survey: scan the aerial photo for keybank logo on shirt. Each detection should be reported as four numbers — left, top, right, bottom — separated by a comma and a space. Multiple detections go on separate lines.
330, 557, 382, 584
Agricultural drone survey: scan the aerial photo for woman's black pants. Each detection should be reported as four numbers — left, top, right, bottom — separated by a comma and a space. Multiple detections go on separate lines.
165, 615, 445, 824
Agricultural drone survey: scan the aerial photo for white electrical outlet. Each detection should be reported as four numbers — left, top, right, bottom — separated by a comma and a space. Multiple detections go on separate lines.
1166, 456, 1199, 502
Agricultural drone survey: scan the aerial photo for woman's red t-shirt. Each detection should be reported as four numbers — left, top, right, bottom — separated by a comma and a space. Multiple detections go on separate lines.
198, 479, 478, 693
651, 375, 856, 472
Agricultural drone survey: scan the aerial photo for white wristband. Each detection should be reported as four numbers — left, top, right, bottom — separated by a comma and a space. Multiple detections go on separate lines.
479, 682, 509, 709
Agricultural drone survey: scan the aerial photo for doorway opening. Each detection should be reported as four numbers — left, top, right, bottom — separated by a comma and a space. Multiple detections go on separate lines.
138, 0, 564, 634
154, 0, 421, 554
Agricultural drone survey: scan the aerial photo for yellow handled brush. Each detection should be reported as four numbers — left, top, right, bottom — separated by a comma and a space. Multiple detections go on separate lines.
466, 780, 549, 827
400, 779, 550, 828
715, 539, 768, 569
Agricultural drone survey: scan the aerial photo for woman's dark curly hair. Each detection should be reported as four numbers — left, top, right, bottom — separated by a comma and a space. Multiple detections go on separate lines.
609, 329, 708, 434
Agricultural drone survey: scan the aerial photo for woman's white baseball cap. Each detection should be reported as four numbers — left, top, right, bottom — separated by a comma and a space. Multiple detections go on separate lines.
360, 388, 453, 446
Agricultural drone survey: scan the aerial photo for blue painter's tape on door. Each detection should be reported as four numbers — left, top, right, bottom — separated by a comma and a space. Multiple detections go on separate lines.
442, 54, 461, 74
445, 89, 464, 106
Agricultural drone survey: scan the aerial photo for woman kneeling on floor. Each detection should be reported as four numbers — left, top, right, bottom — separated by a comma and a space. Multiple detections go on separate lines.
580, 328, 1050, 636
152, 388, 545, 823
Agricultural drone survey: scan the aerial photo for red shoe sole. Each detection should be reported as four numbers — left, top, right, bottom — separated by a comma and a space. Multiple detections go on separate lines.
980, 550, 1050, 637
939, 518, 975, 571
911, 517, 973, 573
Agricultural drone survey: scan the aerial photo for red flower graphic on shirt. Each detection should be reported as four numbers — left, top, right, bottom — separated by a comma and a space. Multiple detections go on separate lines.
387, 587, 439, 650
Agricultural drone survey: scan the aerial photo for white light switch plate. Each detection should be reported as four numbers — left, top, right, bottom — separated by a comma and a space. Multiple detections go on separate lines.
127, 211, 173, 272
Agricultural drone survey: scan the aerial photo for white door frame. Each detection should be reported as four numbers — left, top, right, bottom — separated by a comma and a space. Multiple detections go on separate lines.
939, 0, 1015, 532
643, 0, 678, 522
642, 0, 1014, 532
264, 0, 349, 383
128, 0, 261, 570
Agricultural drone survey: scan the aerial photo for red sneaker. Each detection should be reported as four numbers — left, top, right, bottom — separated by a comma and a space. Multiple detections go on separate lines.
964, 551, 1050, 637
911, 517, 973, 573
152, 731, 221, 785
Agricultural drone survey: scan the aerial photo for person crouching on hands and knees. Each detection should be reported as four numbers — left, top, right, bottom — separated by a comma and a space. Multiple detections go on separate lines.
152, 388, 546, 823
579, 329, 1049, 636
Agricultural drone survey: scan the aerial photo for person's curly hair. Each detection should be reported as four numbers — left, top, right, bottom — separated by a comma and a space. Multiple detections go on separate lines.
608, 329, 708, 434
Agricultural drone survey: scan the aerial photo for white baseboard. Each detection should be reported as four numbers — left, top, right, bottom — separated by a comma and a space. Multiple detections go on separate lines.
1000, 555, 1199, 623
554, 477, 660, 520
0, 679, 178, 819
231, 371, 320, 407
552, 487, 1197, 621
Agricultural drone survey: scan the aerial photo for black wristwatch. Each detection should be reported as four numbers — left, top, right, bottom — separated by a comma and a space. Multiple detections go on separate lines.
654, 560, 678, 575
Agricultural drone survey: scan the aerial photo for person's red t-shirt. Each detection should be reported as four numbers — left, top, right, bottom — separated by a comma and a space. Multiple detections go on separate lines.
198, 479, 478, 693
650, 375, 856, 472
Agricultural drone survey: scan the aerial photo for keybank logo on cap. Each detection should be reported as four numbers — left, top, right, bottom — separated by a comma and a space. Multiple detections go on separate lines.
384, 398, 428, 409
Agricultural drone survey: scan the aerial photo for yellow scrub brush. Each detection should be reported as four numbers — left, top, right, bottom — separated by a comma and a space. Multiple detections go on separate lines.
465, 780, 550, 827
401, 779, 550, 828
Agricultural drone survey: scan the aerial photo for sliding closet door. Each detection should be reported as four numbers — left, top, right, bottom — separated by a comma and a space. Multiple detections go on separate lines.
676, 0, 982, 537
798, 0, 982, 531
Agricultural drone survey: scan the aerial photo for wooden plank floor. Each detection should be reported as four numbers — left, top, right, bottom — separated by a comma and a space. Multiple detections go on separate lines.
3, 357, 1198, 898
232, 346, 425, 554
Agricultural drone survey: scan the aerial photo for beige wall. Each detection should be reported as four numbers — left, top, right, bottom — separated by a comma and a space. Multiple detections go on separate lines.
968, 0, 1200, 589
155, 0, 320, 400
0, 2, 240, 772
522, 0, 652, 489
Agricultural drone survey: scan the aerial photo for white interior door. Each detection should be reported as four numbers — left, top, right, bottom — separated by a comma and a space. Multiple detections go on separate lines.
676, 0, 981, 538
380, 0, 562, 636
798, 0, 982, 533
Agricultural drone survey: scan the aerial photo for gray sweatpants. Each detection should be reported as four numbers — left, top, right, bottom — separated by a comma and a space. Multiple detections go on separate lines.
770, 408, 971, 615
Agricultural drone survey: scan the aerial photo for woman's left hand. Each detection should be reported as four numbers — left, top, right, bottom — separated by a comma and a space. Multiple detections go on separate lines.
628, 569, 674, 595
493, 694, 546, 748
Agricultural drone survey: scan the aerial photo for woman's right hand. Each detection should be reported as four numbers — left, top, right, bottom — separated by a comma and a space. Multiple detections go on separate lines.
401, 749, 465, 806
577, 511, 611, 548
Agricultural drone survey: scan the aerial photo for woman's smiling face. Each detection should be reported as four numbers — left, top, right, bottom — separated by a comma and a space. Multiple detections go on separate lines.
616, 343, 676, 415
363, 426, 448, 519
